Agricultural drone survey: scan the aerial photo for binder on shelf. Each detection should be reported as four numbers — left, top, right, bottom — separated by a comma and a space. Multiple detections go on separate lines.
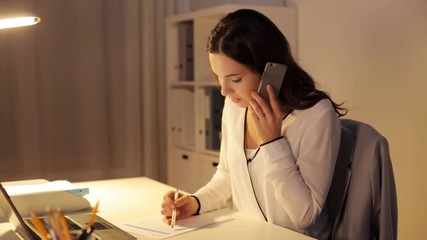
178, 22, 194, 81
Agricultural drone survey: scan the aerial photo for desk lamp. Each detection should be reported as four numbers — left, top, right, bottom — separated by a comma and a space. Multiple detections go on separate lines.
0, 16, 41, 29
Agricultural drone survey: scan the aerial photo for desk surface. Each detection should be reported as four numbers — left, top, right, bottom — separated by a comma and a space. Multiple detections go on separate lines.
1, 177, 314, 240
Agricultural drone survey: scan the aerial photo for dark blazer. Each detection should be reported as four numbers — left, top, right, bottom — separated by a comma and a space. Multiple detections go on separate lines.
326, 119, 398, 240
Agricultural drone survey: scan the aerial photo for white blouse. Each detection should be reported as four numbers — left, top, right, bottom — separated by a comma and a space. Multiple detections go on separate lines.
193, 98, 341, 239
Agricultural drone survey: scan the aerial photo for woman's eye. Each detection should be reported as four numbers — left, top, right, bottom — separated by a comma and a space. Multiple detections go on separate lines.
231, 78, 241, 83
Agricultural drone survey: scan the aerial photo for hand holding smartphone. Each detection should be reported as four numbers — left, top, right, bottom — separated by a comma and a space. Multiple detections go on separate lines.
257, 62, 287, 104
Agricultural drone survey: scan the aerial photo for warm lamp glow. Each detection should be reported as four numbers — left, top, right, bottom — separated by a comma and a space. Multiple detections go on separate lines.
0, 16, 41, 30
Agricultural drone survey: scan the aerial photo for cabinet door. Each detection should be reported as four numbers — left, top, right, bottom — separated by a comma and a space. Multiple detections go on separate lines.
170, 148, 199, 193
199, 154, 219, 186
168, 88, 195, 148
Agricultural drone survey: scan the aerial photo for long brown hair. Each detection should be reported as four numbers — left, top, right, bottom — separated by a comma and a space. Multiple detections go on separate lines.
208, 9, 347, 117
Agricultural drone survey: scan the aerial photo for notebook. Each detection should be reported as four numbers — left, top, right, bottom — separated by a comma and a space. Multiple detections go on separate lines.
0, 182, 136, 240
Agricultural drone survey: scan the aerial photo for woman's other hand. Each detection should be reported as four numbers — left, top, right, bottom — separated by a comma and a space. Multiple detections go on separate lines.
249, 85, 287, 144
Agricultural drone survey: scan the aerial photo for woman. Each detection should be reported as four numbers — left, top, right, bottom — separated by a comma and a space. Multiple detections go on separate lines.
161, 9, 347, 239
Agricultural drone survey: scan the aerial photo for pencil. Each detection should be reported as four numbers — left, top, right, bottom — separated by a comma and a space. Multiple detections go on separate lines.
58, 209, 72, 240
30, 211, 50, 240
86, 200, 99, 229
48, 209, 63, 240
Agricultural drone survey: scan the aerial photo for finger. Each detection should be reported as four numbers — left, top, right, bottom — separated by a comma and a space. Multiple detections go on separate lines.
164, 190, 176, 199
161, 203, 173, 216
160, 208, 179, 218
160, 208, 170, 217
163, 191, 175, 203
162, 201, 173, 212
251, 91, 272, 116
251, 91, 268, 108
250, 98, 272, 122
164, 194, 178, 209
249, 99, 263, 120
267, 85, 283, 117
175, 195, 190, 208
267, 85, 278, 107
162, 215, 171, 225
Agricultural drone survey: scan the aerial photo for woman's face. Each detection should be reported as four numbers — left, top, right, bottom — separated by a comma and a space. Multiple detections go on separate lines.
209, 53, 260, 108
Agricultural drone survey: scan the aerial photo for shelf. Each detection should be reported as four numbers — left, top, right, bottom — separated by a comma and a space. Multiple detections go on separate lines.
169, 81, 195, 88
198, 149, 220, 157
169, 81, 221, 89
172, 145, 220, 158
173, 144, 196, 152
196, 81, 221, 88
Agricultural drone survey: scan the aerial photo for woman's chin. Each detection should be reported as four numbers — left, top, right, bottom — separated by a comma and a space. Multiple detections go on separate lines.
234, 101, 249, 108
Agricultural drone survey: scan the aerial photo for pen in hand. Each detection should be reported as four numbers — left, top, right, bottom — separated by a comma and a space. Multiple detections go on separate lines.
171, 188, 179, 229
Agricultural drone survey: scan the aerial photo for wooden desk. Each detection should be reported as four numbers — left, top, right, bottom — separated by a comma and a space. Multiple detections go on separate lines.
1, 177, 314, 240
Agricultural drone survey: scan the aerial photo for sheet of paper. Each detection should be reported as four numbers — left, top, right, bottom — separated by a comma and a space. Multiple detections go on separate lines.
121, 209, 235, 239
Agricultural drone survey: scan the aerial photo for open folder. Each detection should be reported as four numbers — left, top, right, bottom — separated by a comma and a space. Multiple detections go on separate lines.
2, 180, 91, 218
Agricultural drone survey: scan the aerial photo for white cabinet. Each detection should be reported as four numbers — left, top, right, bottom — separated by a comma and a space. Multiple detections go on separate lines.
199, 154, 219, 186
169, 148, 200, 193
166, 4, 297, 193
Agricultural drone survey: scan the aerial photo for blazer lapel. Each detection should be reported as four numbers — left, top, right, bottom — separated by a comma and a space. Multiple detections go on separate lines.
327, 125, 355, 239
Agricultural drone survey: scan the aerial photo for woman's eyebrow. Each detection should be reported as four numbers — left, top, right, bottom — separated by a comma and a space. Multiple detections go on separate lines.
224, 73, 241, 78
211, 70, 242, 79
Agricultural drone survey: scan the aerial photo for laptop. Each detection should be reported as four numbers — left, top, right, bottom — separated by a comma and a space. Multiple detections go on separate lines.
0, 183, 136, 240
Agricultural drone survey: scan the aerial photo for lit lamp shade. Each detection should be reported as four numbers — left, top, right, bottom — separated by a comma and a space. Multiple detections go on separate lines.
0, 16, 41, 30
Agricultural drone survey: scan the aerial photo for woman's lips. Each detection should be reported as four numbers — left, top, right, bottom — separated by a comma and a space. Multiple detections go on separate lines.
230, 97, 241, 103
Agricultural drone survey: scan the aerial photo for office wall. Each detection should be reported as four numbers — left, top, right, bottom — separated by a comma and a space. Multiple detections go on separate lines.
0, 0, 172, 182
295, 0, 427, 239
179, 0, 427, 238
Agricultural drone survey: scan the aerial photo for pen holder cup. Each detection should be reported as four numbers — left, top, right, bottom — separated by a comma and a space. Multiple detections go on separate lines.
69, 228, 96, 240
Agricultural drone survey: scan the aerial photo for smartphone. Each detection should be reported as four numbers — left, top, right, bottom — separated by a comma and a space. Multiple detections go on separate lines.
257, 62, 287, 104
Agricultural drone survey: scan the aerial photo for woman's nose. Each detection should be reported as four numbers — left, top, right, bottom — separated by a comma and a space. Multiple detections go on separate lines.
220, 82, 231, 96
